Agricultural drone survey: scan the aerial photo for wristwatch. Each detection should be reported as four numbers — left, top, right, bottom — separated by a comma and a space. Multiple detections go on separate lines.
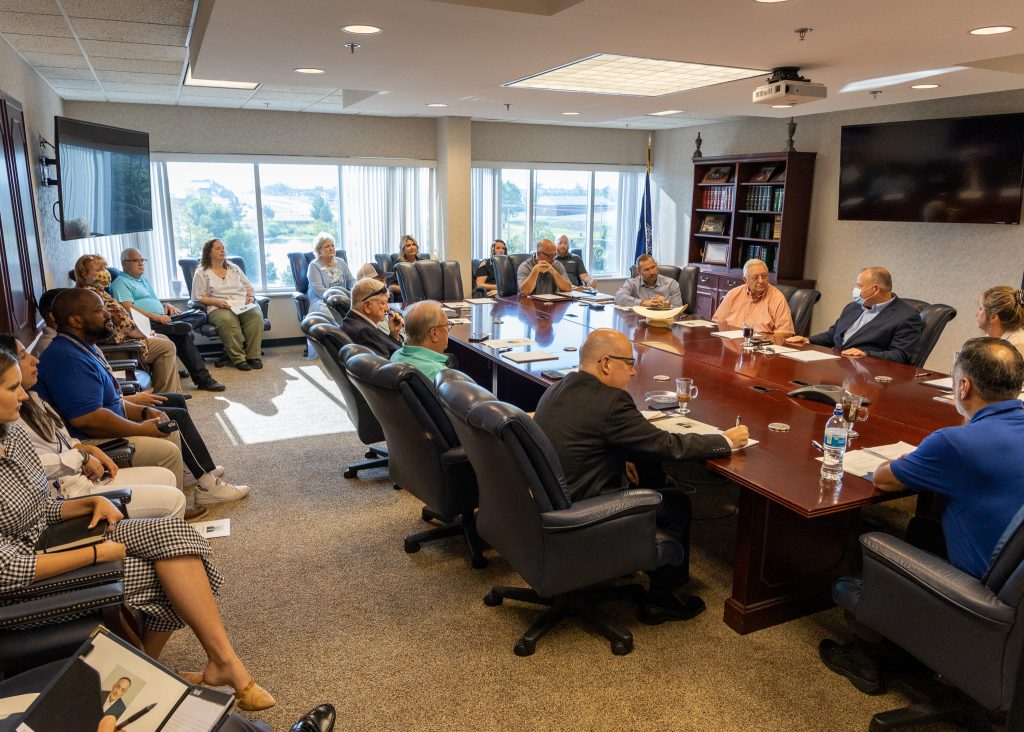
76, 447, 91, 473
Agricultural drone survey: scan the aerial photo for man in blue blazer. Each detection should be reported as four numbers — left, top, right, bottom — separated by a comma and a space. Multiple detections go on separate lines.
786, 267, 921, 363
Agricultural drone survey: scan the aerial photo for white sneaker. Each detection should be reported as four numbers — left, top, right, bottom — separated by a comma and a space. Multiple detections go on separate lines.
195, 478, 251, 505
213, 465, 225, 477
185, 465, 225, 487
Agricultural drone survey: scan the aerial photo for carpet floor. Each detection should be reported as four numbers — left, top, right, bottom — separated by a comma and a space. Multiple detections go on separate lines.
157, 346, 957, 731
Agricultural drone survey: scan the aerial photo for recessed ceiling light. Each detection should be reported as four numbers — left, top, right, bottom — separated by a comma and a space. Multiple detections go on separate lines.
426, 103, 448, 108
294, 68, 325, 74
184, 67, 258, 90
970, 25, 1015, 35
561, 111, 581, 116
341, 24, 382, 34
504, 53, 765, 97
910, 83, 939, 89
772, 104, 793, 108
648, 109, 683, 116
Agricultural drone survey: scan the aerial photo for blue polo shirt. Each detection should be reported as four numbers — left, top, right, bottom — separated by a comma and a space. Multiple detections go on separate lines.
109, 273, 163, 315
35, 333, 124, 439
890, 400, 1024, 577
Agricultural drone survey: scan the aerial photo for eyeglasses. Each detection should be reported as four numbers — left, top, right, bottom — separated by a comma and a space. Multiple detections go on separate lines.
123, 258, 147, 264
432, 321, 454, 331
603, 354, 636, 367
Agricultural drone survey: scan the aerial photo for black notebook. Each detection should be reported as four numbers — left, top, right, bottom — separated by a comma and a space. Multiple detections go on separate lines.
33, 515, 108, 555
16, 625, 234, 732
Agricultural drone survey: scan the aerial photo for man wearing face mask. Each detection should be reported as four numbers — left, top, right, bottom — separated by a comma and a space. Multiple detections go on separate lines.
786, 266, 921, 363
818, 338, 1024, 694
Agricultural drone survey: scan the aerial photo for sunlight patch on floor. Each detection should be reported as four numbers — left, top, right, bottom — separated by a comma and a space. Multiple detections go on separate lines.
213, 364, 355, 444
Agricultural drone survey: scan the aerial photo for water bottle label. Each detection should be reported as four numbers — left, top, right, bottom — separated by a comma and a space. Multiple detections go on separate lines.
824, 433, 846, 449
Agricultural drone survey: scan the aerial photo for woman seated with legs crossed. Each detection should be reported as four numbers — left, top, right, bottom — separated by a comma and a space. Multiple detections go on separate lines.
2, 334, 185, 519
0, 345, 274, 710
191, 239, 264, 372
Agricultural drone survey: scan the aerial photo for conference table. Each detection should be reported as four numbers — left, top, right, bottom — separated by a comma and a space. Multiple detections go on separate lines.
437, 295, 960, 634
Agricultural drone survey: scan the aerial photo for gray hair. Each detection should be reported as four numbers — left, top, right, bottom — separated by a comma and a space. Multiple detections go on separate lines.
404, 300, 444, 344
312, 232, 335, 256
743, 259, 769, 276
351, 278, 388, 310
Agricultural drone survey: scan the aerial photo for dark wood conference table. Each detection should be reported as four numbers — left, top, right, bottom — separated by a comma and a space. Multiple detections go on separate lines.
438, 295, 960, 633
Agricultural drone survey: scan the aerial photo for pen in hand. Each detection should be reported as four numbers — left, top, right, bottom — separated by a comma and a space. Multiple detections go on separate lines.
735, 415, 742, 428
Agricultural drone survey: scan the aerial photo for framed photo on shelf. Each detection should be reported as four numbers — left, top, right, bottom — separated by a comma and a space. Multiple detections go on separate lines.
702, 242, 729, 266
749, 165, 777, 183
699, 214, 727, 234
701, 166, 732, 184
769, 167, 787, 183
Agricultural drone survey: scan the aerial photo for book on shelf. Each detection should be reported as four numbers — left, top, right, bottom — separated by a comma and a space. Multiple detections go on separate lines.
749, 165, 777, 183
772, 214, 782, 239
701, 166, 732, 183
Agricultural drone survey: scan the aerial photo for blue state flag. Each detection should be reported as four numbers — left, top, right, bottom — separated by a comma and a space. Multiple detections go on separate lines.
634, 168, 652, 263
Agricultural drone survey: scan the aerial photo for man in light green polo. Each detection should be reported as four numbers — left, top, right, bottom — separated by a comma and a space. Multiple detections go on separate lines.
390, 300, 452, 382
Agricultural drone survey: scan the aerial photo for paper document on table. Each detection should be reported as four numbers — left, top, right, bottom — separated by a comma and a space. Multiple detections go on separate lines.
481, 338, 533, 348
466, 298, 495, 305
757, 344, 799, 354
449, 318, 471, 325
711, 330, 745, 339
530, 293, 569, 302
780, 350, 841, 362
131, 308, 153, 336
862, 441, 916, 460
649, 415, 758, 451
501, 350, 557, 364
921, 377, 953, 391
815, 442, 916, 479
675, 319, 716, 328
933, 393, 955, 405
189, 518, 230, 538
443, 301, 472, 309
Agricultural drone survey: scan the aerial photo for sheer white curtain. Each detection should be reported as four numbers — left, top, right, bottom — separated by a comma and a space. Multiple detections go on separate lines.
614, 172, 642, 274
470, 168, 499, 259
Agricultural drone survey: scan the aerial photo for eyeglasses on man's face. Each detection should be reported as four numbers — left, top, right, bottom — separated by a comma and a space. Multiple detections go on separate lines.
123, 258, 147, 264
603, 354, 636, 367
432, 321, 454, 332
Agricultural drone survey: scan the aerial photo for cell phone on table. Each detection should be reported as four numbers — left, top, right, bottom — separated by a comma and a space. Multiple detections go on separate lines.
541, 370, 566, 380
469, 333, 488, 342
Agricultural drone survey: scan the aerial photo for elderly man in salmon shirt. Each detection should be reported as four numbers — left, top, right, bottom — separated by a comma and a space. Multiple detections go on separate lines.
712, 259, 794, 335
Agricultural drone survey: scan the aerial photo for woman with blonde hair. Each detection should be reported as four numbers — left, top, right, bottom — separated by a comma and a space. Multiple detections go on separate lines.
306, 232, 354, 314
977, 286, 1024, 354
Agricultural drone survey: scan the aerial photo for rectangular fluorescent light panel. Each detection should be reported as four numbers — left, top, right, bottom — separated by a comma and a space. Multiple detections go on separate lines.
185, 67, 259, 90
648, 109, 683, 116
504, 54, 765, 97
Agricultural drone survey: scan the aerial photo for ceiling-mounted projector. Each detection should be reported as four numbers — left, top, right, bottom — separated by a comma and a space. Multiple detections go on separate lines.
752, 67, 826, 105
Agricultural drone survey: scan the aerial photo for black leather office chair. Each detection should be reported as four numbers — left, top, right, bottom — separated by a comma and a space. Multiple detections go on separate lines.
628, 263, 690, 307
288, 251, 316, 325
344, 353, 485, 568
901, 298, 957, 368
490, 255, 518, 297
436, 376, 685, 656
300, 316, 388, 479
394, 260, 465, 303
832, 507, 1024, 730
570, 248, 582, 258
374, 252, 430, 276
774, 284, 822, 337
323, 288, 352, 323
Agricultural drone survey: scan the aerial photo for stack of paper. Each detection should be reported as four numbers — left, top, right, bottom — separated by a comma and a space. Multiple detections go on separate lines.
757, 344, 799, 354
921, 377, 953, 391
502, 350, 557, 364
815, 441, 917, 479
780, 350, 841, 362
481, 338, 533, 348
648, 415, 758, 452
466, 298, 496, 305
711, 330, 745, 339
674, 319, 717, 328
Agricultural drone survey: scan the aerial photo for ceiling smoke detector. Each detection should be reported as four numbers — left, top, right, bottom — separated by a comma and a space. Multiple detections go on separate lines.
752, 66, 826, 106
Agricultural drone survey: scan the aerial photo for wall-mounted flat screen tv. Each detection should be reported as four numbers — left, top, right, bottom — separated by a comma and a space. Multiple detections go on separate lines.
838, 113, 1024, 225
55, 116, 152, 240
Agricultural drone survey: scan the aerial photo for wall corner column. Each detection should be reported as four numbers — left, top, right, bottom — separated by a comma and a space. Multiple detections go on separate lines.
436, 116, 472, 290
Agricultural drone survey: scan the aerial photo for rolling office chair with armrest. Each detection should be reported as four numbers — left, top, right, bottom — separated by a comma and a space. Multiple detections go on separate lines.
628, 264, 699, 312
831, 506, 1024, 730
436, 376, 684, 656
900, 298, 957, 368
490, 255, 518, 298
394, 260, 465, 304
774, 284, 822, 337
374, 252, 430, 277
322, 288, 352, 323
300, 316, 388, 479
290, 250, 350, 356
344, 353, 485, 568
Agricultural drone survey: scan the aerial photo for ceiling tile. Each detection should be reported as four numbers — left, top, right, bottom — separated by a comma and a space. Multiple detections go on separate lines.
64, 0, 192, 26
248, 89, 324, 103
175, 85, 253, 99
89, 56, 181, 74
46, 78, 100, 90
1, 32, 78, 53
106, 91, 178, 102
0, 10, 70, 35
102, 80, 179, 92
242, 99, 307, 111
0, 0, 58, 14
178, 97, 245, 109
82, 39, 186, 62
95, 70, 180, 85
258, 84, 335, 94
37, 66, 94, 80
70, 17, 186, 45
22, 50, 86, 68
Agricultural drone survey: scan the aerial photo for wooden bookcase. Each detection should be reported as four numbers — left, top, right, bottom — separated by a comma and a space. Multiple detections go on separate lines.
688, 151, 816, 320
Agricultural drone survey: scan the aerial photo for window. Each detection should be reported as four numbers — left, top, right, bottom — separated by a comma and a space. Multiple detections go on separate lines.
156, 157, 435, 293
471, 165, 643, 277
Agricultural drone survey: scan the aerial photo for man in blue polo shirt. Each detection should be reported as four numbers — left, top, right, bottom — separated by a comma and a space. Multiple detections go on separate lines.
820, 337, 1024, 694
110, 248, 224, 392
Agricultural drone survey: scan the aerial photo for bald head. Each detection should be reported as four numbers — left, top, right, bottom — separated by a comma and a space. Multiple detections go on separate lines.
579, 329, 636, 389
955, 337, 1024, 403
861, 267, 892, 292
536, 239, 556, 258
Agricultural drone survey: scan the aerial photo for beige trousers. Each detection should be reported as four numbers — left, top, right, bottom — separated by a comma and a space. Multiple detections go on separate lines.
143, 334, 181, 393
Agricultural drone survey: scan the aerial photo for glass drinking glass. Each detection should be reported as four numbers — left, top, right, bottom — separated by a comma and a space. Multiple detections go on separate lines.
742, 322, 755, 347
841, 394, 869, 439
675, 377, 699, 415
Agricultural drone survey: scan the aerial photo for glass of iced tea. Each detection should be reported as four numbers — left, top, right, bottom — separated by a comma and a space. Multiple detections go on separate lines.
742, 322, 755, 347
842, 394, 869, 439
675, 377, 699, 415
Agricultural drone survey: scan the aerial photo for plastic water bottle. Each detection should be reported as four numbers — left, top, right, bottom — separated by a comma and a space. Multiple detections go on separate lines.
820, 406, 848, 482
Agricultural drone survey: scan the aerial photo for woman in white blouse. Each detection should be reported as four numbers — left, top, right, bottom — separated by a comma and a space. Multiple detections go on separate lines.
306, 231, 354, 314
191, 238, 264, 371
978, 285, 1024, 398
2, 335, 185, 519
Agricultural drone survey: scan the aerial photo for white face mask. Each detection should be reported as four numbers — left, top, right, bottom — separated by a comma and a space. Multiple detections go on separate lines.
852, 286, 865, 305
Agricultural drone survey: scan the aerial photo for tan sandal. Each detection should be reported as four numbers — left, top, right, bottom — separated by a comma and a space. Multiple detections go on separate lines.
234, 678, 276, 711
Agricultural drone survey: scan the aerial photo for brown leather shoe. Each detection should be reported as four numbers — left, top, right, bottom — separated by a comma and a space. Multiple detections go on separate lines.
185, 505, 209, 522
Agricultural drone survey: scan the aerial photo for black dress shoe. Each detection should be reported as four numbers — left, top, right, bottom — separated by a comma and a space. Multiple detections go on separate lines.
291, 703, 336, 732
247, 358, 263, 369
818, 639, 886, 695
196, 378, 226, 392
639, 594, 706, 624
234, 361, 252, 371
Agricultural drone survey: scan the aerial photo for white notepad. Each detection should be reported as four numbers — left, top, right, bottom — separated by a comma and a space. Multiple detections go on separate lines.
443, 301, 473, 308
921, 377, 953, 390
481, 338, 533, 348
466, 298, 495, 305
449, 318, 471, 325
131, 308, 153, 336
711, 330, 745, 339
649, 415, 758, 452
674, 319, 717, 328
530, 293, 568, 302
501, 350, 557, 363
780, 350, 841, 362
815, 441, 916, 478
757, 344, 799, 354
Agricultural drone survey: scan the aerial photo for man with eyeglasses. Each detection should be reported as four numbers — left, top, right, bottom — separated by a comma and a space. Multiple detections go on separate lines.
389, 300, 453, 382
110, 249, 224, 392
517, 239, 573, 296
712, 259, 795, 335
342, 278, 405, 357
533, 329, 748, 624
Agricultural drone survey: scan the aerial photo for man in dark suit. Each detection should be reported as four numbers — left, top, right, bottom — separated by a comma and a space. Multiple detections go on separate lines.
533, 328, 748, 624
341, 278, 404, 357
100, 675, 131, 722
786, 266, 921, 363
